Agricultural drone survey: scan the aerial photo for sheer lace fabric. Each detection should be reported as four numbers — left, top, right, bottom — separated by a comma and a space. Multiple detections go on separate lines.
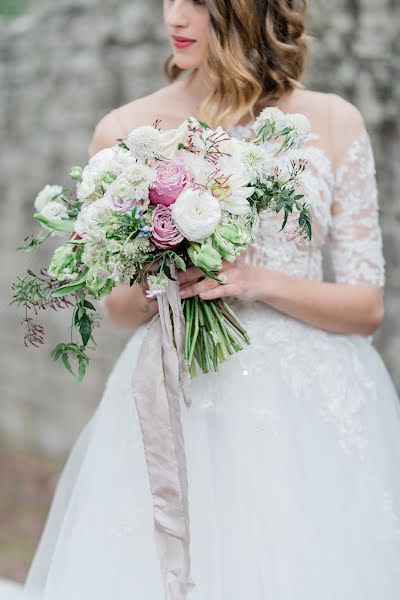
227, 123, 385, 289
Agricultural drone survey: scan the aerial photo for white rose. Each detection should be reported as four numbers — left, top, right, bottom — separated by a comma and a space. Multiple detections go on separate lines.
74, 197, 112, 237
34, 184, 63, 212
88, 147, 116, 175
113, 177, 134, 199
77, 177, 97, 201
159, 121, 191, 159
39, 200, 69, 236
171, 187, 221, 242
113, 146, 137, 174
40, 200, 68, 220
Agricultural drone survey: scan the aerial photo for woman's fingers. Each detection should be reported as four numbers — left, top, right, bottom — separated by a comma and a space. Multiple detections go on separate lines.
199, 283, 235, 300
179, 276, 219, 299
177, 265, 205, 285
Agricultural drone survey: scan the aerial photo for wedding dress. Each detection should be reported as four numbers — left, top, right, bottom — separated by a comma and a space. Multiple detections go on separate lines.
1, 117, 400, 600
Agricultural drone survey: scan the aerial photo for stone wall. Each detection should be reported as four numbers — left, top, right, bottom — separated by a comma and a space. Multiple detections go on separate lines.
0, 0, 399, 459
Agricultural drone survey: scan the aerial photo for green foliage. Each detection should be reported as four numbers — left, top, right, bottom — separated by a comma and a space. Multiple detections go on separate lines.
51, 342, 90, 384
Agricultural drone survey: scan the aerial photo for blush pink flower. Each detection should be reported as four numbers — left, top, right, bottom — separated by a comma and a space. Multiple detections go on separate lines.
151, 204, 184, 249
149, 162, 189, 206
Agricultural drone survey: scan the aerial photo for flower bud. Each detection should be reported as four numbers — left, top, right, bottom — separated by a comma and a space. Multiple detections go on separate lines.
70, 166, 83, 181
187, 242, 222, 272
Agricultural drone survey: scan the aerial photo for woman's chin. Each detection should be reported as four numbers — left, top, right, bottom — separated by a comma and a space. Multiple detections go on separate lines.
172, 53, 202, 71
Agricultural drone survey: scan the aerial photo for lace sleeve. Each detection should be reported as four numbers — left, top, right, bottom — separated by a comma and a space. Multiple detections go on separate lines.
328, 127, 385, 287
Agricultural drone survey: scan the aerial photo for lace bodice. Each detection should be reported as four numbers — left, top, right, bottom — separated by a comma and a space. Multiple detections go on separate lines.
226, 122, 385, 288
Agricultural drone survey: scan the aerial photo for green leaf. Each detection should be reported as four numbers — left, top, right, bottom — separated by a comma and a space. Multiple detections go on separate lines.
51, 343, 64, 361
198, 267, 225, 283
62, 353, 74, 376
79, 315, 92, 346
83, 299, 96, 310
77, 357, 88, 384
34, 213, 75, 233
52, 273, 87, 298
172, 253, 186, 272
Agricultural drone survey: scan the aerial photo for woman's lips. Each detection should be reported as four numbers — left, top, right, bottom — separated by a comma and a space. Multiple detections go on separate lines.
172, 35, 196, 49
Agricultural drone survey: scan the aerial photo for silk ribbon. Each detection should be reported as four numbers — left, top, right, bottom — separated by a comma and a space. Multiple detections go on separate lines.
133, 260, 195, 600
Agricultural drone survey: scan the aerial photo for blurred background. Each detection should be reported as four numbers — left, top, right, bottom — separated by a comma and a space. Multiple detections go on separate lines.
0, 0, 399, 583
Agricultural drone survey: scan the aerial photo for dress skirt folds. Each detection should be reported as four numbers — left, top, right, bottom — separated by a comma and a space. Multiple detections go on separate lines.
1, 298, 398, 600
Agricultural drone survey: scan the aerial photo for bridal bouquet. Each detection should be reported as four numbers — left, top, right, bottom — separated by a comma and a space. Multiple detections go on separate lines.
12, 107, 312, 381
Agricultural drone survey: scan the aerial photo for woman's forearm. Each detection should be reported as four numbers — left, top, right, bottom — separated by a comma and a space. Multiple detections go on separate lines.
103, 282, 158, 329
255, 268, 384, 336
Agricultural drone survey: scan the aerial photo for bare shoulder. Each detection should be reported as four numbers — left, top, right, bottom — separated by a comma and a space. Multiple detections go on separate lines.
288, 88, 366, 167
289, 89, 364, 128
113, 79, 189, 136
89, 79, 187, 158
327, 93, 364, 132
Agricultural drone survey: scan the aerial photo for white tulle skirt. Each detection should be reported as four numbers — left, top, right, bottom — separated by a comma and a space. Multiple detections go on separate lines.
2, 299, 400, 599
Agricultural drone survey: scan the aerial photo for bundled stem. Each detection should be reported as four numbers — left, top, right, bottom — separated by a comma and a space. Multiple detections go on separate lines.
182, 296, 250, 375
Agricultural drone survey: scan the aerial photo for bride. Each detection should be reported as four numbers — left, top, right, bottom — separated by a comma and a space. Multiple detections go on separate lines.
2, 0, 400, 598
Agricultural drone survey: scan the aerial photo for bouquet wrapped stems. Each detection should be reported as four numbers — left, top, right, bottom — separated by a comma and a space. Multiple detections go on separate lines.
182, 296, 251, 377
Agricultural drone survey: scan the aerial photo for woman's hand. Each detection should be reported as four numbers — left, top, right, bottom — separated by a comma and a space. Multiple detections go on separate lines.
178, 259, 263, 302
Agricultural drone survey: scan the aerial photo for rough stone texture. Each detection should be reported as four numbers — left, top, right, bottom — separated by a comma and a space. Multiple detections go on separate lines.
0, 0, 399, 459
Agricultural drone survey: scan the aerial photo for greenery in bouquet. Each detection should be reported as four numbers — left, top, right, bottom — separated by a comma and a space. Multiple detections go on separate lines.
11, 107, 312, 381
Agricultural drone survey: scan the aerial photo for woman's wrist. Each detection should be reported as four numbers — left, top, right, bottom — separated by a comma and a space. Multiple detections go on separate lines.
251, 266, 287, 305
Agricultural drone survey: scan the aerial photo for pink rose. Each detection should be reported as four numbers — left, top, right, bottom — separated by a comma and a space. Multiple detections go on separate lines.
151, 204, 184, 249
149, 162, 189, 206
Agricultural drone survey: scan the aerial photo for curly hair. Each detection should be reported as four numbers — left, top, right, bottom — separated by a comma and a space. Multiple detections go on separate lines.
164, 0, 310, 129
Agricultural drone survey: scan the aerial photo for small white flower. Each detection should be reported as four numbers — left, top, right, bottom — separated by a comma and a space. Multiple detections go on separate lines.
145, 273, 169, 298
34, 184, 63, 212
127, 125, 163, 161
191, 125, 228, 156
171, 187, 221, 242
239, 141, 274, 184
252, 106, 286, 135
123, 163, 156, 198
106, 238, 122, 254
285, 113, 311, 148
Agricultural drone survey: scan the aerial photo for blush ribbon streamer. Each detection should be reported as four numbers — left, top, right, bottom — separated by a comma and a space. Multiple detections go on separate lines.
133, 260, 195, 600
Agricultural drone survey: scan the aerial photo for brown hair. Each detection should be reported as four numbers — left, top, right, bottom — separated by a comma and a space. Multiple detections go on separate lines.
164, 0, 310, 129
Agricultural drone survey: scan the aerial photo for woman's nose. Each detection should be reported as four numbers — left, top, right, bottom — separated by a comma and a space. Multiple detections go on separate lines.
165, 0, 190, 28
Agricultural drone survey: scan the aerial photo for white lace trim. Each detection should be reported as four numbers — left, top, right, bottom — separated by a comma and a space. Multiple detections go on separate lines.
227, 122, 385, 289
